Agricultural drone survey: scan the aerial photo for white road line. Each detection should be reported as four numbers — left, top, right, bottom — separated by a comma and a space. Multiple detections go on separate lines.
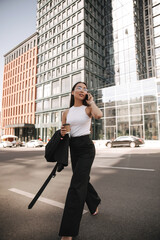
8, 188, 88, 214
97, 166, 155, 172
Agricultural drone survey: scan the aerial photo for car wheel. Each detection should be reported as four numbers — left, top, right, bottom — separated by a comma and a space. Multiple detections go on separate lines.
130, 142, 136, 148
107, 142, 112, 148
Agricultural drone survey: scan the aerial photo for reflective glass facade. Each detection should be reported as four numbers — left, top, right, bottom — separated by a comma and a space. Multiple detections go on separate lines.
94, 0, 160, 141
96, 78, 160, 140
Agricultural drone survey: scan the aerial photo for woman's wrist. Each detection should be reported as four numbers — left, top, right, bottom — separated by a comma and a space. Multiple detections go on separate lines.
89, 100, 94, 105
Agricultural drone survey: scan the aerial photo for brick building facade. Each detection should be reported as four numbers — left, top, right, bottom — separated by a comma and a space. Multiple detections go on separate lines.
1, 33, 38, 141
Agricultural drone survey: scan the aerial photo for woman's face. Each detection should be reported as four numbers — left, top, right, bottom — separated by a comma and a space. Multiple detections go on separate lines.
72, 83, 88, 101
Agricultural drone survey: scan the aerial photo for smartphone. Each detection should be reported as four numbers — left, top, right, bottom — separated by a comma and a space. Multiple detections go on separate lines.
85, 94, 88, 100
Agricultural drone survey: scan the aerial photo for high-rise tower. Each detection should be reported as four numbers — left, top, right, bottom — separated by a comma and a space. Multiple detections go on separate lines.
36, 0, 105, 141
100, 0, 160, 140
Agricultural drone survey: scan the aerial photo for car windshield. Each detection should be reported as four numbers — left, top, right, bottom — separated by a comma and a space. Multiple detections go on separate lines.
116, 136, 132, 140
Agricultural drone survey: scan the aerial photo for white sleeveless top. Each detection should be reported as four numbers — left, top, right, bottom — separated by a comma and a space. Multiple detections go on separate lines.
66, 105, 91, 137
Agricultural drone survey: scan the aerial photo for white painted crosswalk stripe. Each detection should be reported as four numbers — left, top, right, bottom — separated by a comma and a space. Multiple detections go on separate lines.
97, 165, 155, 171
8, 188, 88, 214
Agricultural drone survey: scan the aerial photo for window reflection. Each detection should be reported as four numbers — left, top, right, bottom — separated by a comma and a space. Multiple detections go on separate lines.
117, 122, 129, 136
94, 79, 159, 140
102, 87, 115, 106
130, 125, 143, 138
106, 117, 116, 126
116, 95, 128, 105
130, 115, 143, 124
130, 104, 142, 115
105, 126, 116, 140
105, 107, 116, 117
103, 97, 116, 106
143, 94, 157, 102
129, 93, 142, 103
144, 102, 157, 113
144, 114, 158, 140
117, 106, 128, 116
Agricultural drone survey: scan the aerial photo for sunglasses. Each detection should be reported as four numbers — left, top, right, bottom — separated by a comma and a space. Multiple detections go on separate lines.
75, 86, 88, 92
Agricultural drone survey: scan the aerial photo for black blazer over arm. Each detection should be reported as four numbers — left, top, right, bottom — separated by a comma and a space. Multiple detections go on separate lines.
44, 130, 69, 169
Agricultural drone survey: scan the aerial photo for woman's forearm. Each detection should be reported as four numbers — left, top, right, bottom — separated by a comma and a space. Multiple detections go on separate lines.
90, 101, 103, 119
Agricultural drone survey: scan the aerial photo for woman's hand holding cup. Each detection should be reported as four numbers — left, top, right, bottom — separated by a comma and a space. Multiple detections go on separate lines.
61, 124, 70, 137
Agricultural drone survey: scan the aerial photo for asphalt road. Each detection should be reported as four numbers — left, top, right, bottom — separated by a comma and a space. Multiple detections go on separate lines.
0, 146, 160, 240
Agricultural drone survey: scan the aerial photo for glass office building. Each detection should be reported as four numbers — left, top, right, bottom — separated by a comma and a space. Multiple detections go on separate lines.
97, 78, 160, 140
97, 0, 160, 140
35, 0, 160, 141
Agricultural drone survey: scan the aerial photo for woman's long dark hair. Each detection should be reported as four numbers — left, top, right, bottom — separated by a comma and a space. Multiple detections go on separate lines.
70, 81, 89, 107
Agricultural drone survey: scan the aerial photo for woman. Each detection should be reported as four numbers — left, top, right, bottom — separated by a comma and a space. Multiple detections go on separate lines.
59, 81, 103, 240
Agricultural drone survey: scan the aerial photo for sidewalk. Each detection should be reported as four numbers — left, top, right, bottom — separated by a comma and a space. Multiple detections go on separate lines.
142, 140, 160, 149
93, 140, 160, 149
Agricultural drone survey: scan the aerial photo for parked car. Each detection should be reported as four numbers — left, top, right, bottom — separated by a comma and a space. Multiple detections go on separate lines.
16, 140, 26, 147
106, 136, 144, 148
11, 140, 17, 147
26, 140, 44, 148
0, 141, 12, 148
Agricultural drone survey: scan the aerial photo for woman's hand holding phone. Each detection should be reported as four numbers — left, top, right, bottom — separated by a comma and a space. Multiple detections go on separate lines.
86, 93, 94, 105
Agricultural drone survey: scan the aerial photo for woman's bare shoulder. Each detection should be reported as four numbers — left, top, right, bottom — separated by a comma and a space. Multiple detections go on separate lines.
62, 109, 69, 124
63, 109, 69, 116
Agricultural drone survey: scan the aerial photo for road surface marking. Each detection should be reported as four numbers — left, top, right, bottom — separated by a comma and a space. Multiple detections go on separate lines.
8, 188, 88, 214
97, 166, 155, 172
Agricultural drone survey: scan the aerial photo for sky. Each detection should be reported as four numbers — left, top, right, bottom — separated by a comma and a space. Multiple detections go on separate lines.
0, 0, 37, 111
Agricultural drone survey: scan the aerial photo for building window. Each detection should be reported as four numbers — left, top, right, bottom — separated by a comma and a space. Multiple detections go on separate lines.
36, 101, 42, 111
62, 77, 70, 93
72, 73, 81, 85
77, 35, 82, 44
43, 114, 49, 123
67, 41, 70, 49
52, 98, 59, 109
52, 81, 60, 95
77, 59, 82, 69
66, 64, 70, 72
72, 49, 76, 58
72, 38, 76, 46
61, 95, 69, 108
77, 47, 81, 56
62, 54, 65, 63
66, 52, 71, 61
72, 61, 76, 71
44, 99, 50, 110
37, 86, 43, 99
62, 65, 65, 74
44, 83, 51, 97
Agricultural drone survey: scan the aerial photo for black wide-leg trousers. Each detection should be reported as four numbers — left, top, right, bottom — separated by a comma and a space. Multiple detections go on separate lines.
59, 135, 101, 237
